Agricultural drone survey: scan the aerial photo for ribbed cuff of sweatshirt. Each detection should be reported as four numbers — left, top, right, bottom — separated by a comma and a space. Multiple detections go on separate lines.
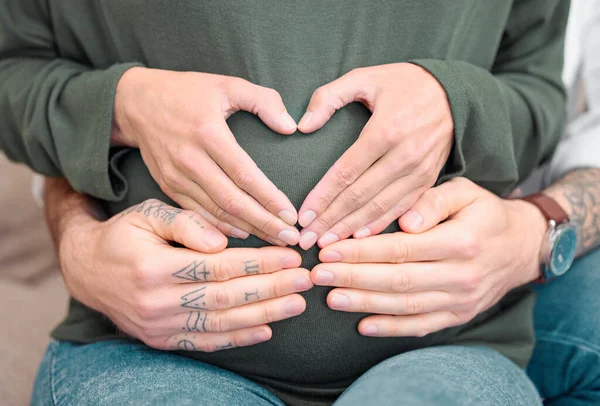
408, 59, 470, 185
56, 62, 144, 201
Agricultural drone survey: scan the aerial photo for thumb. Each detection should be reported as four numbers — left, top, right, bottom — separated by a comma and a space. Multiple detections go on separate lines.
227, 78, 297, 135
298, 69, 373, 134
398, 178, 479, 233
128, 199, 228, 253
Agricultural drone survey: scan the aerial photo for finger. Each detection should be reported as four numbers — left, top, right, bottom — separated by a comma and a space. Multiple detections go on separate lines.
183, 151, 300, 245
298, 120, 384, 248
226, 78, 298, 135
348, 187, 424, 241
125, 199, 227, 253
156, 294, 307, 335
318, 222, 474, 264
312, 262, 459, 293
172, 189, 287, 246
157, 246, 302, 285
326, 288, 451, 315
173, 268, 312, 312
316, 178, 424, 248
166, 325, 273, 352
357, 312, 461, 338
198, 122, 298, 227
297, 68, 374, 133
398, 177, 478, 233
302, 152, 410, 247
172, 193, 249, 239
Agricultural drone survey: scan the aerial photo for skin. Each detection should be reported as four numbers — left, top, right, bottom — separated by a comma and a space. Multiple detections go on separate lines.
44, 177, 313, 352
113, 64, 454, 251
313, 170, 600, 337
112, 68, 301, 246
297, 63, 453, 250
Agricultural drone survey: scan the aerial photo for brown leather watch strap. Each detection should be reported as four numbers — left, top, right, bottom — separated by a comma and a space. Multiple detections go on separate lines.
522, 193, 569, 224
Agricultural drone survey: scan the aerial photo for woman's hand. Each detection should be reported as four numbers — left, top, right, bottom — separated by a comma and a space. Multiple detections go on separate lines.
112, 67, 300, 246
311, 178, 546, 337
53, 194, 313, 352
297, 63, 454, 250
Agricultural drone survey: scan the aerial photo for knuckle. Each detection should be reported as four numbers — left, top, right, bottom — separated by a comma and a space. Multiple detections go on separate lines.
231, 167, 255, 190
220, 194, 245, 217
264, 87, 283, 104
342, 188, 367, 209
390, 270, 412, 292
312, 86, 330, 106
212, 258, 235, 282
414, 327, 432, 338
341, 270, 356, 288
402, 297, 425, 315
313, 215, 333, 231
262, 303, 276, 323
133, 296, 162, 322
196, 122, 222, 143
454, 231, 481, 258
367, 198, 390, 218
334, 165, 359, 188
131, 258, 156, 289
213, 288, 234, 310
144, 336, 168, 351
426, 188, 448, 217
387, 240, 408, 264
380, 126, 399, 148
208, 314, 230, 333
258, 217, 278, 235
457, 274, 480, 293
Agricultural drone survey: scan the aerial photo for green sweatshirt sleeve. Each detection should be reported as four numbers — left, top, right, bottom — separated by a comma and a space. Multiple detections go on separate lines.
0, 1, 140, 200
411, 0, 569, 196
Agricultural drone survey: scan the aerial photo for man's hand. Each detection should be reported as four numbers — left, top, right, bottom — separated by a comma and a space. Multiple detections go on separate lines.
112, 67, 300, 246
296, 63, 453, 250
310, 177, 546, 337
48, 180, 312, 352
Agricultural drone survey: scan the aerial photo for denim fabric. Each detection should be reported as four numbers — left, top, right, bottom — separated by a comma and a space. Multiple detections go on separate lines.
32, 341, 539, 406
528, 248, 600, 405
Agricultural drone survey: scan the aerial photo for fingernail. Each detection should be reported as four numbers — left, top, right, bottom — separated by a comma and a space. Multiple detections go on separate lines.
298, 111, 313, 130
230, 227, 250, 239
361, 325, 379, 336
294, 276, 313, 291
280, 111, 297, 132
253, 330, 271, 343
204, 229, 226, 248
279, 210, 297, 226
319, 233, 339, 247
299, 231, 318, 250
330, 293, 351, 309
354, 227, 371, 239
278, 229, 300, 245
314, 269, 334, 285
298, 210, 317, 227
402, 210, 423, 229
282, 255, 300, 269
321, 251, 342, 262
285, 299, 305, 315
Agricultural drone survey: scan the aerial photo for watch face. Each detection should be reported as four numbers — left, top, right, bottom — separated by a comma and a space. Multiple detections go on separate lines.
550, 226, 577, 276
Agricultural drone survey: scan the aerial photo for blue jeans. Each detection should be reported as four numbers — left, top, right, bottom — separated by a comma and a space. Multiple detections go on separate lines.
32, 340, 539, 406
32, 249, 600, 405
527, 248, 600, 405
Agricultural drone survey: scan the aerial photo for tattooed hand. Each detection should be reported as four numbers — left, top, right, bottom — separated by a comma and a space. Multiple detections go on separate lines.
112, 67, 300, 246
50, 191, 312, 352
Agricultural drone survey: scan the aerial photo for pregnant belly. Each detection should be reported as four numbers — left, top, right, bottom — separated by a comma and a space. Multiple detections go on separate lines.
104, 105, 455, 392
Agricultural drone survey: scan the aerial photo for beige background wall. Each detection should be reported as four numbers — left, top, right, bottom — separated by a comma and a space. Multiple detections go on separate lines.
0, 154, 68, 405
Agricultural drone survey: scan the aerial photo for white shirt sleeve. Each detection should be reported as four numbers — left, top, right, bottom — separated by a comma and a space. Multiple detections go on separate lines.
545, 1, 600, 185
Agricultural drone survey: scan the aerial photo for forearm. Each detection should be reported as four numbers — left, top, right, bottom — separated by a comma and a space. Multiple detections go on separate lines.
543, 168, 600, 257
43, 177, 105, 251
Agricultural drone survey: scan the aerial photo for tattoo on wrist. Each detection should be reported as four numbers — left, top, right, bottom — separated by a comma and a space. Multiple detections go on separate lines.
183, 311, 208, 332
180, 287, 208, 310
546, 168, 600, 256
173, 260, 210, 282
244, 260, 259, 275
244, 290, 259, 302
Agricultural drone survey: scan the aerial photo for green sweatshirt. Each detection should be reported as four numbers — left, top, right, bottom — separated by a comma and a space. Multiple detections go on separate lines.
0, 1, 568, 404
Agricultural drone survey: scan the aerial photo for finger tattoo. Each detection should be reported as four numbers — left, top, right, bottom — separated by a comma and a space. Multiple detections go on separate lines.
173, 260, 210, 282
244, 290, 260, 302
183, 312, 208, 332
244, 260, 260, 275
181, 287, 209, 310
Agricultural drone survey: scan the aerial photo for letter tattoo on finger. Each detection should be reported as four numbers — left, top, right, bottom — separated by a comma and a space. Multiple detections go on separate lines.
244, 260, 259, 275
244, 290, 260, 302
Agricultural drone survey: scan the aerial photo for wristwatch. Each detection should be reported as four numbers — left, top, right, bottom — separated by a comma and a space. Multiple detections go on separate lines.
522, 193, 577, 283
